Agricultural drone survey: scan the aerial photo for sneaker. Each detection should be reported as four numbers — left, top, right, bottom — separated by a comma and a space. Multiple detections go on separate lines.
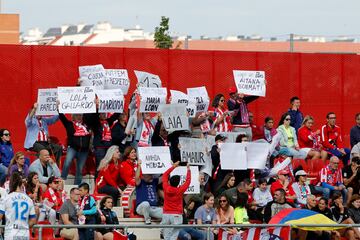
145, 219, 151, 225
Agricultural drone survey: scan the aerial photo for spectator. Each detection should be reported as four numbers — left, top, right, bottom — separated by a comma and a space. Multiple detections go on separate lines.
95, 196, 120, 240
348, 194, 360, 224
249, 112, 263, 141
161, 161, 191, 240
261, 116, 277, 144
227, 87, 259, 140
321, 112, 350, 166
314, 197, 333, 220
111, 113, 130, 153
136, 112, 157, 147
191, 111, 213, 138
29, 149, 61, 186
215, 173, 236, 198
234, 192, 249, 224
42, 176, 62, 225
211, 134, 231, 192
96, 146, 122, 205
320, 156, 349, 202
0, 129, 14, 186
119, 146, 137, 187
59, 187, 80, 240
8, 151, 29, 177
211, 94, 232, 132
151, 117, 169, 147
178, 198, 204, 240
298, 115, 328, 160
302, 194, 317, 210
223, 181, 249, 208
343, 156, 360, 196
350, 113, 360, 148
24, 102, 61, 164
77, 182, 97, 240
277, 113, 307, 159
59, 113, 92, 185
253, 178, 273, 209
194, 192, 218, 240
351, 142, 360, 159
264, 188, 295, 223
135, 160, 163, 224
270, 169, 296, 204
25, 172, 43, 212
216, 195, 235, 226
292, 170, 312, 206
287, 96, 303, 132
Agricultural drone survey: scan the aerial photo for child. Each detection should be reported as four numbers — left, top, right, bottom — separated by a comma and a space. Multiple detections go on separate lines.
78, 182, 97, 240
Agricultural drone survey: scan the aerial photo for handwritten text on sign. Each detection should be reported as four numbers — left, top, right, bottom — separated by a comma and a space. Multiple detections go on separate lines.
134, 70, 162, 88
187, 86, 209, 113
96, 89, 124, 113
171, 166, 199, 194
58, 86, 96, 114
139, 87, 167, 113
160, 104, 189, 132
170, 90, 188, 105
36, 88, 58, 116
233, 70, 266, 97
79, 64, 105, 89
138, 146, 172, 174
179, 137, 209, 166
104, 69, 130, 94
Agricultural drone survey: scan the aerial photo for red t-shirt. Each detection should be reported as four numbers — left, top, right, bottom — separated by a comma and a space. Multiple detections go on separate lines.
43, 188, 63, 211
270, 179, 296, 203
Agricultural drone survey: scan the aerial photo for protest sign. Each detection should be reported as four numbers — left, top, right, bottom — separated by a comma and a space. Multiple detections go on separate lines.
200, 135, 215, 176
134, 70, 162, 88
187, 87, 209, 113
160, 104, 189, 131
186, 104, 196, 118
139, 87, 167, 112
138, 146, 172, 174
246, 142, 270, 169
170, 90, 188, 105
104, 69, 130, 94
217, 132, 241, 143
219, 143, 247, 170
58, 86, 96, 114
96, 89, 125, 113
36, 88, 58, 116
233, 70, 266, 97
79, 64, 105, 89
179, 137, 208, 166
171, 166, 200, 194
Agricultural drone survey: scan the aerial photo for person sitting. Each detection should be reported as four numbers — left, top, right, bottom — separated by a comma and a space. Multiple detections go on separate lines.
78, 182, 97, 240
234, 192, 250, 224
194, 193, 218, 240
42, 176, 62, 225
348, 194, 360, 224
29, 149, 61, 188
0, 129, 14, 186
215, 173, 236, 198
96, 146, 122, 205
261, 116, 278, 144
292, 170, 312, 206
59, 187, 80, 240
350, 113, 360, 149
8, 151, 29, 177
351, 142, 360, 159
216, 195, 236, 234
321, 112, 351, 166
277, 113, 307, 159
25, 172, 43, 218
297, 115, 328, 160
270, 169, 296, 204
264, 188, 295, 223
343, 156, 360, 196
95, 196, 120, 240
303, 194, 317, 210
119, 146, 138, 187
135, 160, 163, 224
252, 178, 273, 213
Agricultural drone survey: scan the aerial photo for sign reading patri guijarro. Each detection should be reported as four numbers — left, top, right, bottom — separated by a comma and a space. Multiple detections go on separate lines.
79, 64, 105, 89
58, 86, 96, 114
104, 69, 130, 94
170, 90, 188, 105
96, 89, 124, 113
36, 88, 58, 116
179, 137, 208, 166
138, 146, 172, 174
134, 70, 162, 88
233, 70, 266, 97
187, 86, 209, 113
160, 104, 189, 132
139, 87, 167, 113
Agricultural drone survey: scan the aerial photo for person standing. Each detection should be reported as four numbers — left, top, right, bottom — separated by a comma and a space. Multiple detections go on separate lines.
287, 96, 303, 132
350, 113, 360, 148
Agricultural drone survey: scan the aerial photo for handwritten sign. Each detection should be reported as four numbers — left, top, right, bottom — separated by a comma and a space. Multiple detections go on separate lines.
139, 87, 167, 113
233, 70, 266, 97
216, 132, 242, 143
79, 64, 105, 89
104, 69, 130, 94
179, 137, 208, 166
134, 70, 162, 88
138, 146, 172, 174
36, 88, 58, 116
219, 143, 248, 170
160, 104, 189, 132
58, 86, 96, 114
171, 166, 200, 194
187, 87, 209, 113
96, 89, 125, 113
170, 90, 188, 105
246, 142, 270, 169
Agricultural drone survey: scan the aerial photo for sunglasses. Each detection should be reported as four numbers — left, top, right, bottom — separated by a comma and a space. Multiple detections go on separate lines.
3, 133, 10, 136
219, 200, 227, 203
328, 117, 336, 120
285, 118, 291, 121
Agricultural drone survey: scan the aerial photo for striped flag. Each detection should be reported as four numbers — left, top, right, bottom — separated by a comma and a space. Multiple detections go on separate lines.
219, 227, 290, 240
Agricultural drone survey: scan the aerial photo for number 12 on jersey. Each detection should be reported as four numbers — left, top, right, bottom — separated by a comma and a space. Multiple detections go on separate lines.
12, 201, 29, 221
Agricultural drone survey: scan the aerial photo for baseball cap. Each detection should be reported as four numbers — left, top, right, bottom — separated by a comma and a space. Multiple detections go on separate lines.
215, 134, 227, 142
228, 87, 237, 95
295, 170, 308, 176
277, 169, 290, 175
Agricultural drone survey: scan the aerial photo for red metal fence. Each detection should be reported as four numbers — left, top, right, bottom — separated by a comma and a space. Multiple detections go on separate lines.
0, 45, 358, 151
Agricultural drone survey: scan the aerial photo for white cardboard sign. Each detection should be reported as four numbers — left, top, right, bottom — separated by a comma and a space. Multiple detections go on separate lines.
104, 69, 130, 94
187, 87, 209, 113
179, 137, 208, 166
96, 89, 125, 113
134, 70, 162, 88
233, 70, 266, 97
36, 88, 58, 116
219, 143, 248, 170
139, 87, 167, 113
79, 64, 105, 89
246, 142, 270, 169
170, 90, 188, 105
171, 166, 200, 194
58, 86, 96, 114
138, 147, 172, 174
160, 104, 189, 131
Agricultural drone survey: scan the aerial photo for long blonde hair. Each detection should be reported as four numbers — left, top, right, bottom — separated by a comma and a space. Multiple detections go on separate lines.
8, 152, 25, 172
97, 145, 120, 171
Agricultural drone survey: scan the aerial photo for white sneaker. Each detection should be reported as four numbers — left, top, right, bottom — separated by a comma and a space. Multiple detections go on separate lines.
145, 219, 151, 224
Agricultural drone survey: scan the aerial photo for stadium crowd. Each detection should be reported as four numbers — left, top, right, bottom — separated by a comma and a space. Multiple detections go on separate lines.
0, 83, 360, 240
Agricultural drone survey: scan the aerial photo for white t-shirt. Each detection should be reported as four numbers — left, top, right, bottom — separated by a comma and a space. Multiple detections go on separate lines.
0, 191, 36, 240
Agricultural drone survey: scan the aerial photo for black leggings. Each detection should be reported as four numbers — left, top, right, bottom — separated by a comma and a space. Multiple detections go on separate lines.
98, 184, 121, 206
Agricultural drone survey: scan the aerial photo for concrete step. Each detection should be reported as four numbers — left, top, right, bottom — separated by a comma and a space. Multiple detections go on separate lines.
118, 219, 161, 240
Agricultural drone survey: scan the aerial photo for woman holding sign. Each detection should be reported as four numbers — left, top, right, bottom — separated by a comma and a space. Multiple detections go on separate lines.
211, 94, 232, 132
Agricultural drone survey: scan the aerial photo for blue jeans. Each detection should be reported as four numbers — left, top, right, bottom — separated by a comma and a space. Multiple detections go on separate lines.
278, 147, 307, 159
178, 228, 206, 240
327, 148, 351, 166
61, 147, 89, 185
0, 164, 7, 186
314, 186, 331, 199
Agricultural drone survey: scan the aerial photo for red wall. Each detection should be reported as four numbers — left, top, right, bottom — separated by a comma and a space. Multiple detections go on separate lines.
0, 45, 358, 152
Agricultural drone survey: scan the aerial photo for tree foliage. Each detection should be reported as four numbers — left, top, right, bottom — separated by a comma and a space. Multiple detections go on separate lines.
154, 16, 173, 49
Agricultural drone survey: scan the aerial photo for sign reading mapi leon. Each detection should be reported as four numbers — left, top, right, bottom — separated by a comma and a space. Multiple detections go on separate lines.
233, 70, 266, 97
96, 89, 125, 113
138, 146, 172, 174
58, 86, 96, 114
36, 88, 58, 116
179, 137, 208, 166
139, 87, 167, 113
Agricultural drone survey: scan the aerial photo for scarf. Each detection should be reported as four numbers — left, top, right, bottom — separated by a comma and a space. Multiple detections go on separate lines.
238, 99, 249, 124
138, 120, 154, 147
48, 188, 58, 208
101, 120, 112, 141
37, 119, 48, 141
72, 121, 90, 137
78, 195, 89, 225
